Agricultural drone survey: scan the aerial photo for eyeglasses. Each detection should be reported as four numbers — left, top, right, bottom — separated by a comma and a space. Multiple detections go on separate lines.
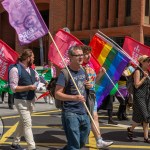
72, 54, 84, 58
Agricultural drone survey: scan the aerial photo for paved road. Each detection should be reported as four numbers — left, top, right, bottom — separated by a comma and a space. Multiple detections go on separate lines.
0, 95, 150, 150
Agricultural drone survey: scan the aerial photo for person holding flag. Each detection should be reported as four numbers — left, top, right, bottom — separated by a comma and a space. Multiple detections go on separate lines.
55, 46, 91, 149
9, 49, 38, 150
81, 45, 113, 148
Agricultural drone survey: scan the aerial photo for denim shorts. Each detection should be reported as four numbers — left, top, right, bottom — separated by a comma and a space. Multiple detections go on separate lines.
93, 101, 98, 112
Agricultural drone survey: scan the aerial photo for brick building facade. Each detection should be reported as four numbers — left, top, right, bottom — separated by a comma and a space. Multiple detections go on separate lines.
0, 0, 150, 65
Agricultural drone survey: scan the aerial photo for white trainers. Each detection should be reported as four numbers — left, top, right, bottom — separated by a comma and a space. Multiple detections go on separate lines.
49, 99, 54, 104
97, 139, 113, 148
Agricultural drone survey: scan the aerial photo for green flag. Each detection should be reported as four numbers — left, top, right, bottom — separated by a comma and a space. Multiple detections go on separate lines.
36, 68, 52, 82
0, 79, 13, 94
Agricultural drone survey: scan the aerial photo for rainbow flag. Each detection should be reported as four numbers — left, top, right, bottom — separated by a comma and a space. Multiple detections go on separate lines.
89, 34, 130, 107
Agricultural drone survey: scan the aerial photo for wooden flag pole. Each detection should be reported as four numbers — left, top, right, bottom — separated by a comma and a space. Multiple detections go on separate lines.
48, 31, 100, 134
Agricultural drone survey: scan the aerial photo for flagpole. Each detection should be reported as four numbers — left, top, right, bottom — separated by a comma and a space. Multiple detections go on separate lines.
104, 71, 125, 101
48, 31, 100, 134
97, 30, 150, 80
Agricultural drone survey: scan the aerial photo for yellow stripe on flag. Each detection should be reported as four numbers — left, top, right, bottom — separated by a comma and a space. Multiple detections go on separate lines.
97, 43, 112, 66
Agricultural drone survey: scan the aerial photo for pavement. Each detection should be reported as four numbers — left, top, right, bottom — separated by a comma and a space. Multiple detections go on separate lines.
0, 92, 56, 116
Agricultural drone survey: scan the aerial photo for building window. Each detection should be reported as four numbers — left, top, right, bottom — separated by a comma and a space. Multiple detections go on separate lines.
145, 0, 149, 16
80, 39, 90, 45
111, 37, 125, 47
116, 0, 119, 18
126, 0, 131, 17
144, 36, 150, 46
106, 0, 109, 19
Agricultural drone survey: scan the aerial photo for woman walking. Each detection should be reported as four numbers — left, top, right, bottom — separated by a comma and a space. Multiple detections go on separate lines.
127, 55, 150, 143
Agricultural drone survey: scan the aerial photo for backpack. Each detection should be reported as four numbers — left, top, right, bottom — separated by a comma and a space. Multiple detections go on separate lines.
8, 64, 22, 87
126, 73, 134, 94
47, 68, 70, 109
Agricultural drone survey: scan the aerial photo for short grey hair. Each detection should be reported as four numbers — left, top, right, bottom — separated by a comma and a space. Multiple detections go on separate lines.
68, 45, 82, 56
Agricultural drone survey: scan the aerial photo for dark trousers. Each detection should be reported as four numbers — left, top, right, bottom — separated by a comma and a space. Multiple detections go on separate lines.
1, 92, 5, 102
8, 94, 14, 107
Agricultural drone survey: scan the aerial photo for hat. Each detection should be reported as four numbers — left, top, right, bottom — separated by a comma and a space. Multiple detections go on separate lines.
138, 55, 150, 63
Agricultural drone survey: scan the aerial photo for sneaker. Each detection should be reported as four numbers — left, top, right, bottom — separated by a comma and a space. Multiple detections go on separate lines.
10, 144, 26, 150
97, 139, 113, 148
49, 99, 54, 104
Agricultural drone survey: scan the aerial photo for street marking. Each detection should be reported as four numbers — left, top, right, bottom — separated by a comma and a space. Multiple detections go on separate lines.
1, 125, 148, 130
1, 142, 150, 149
86, 144, 150, 149
1, 109, 61, 120
0, 122, 18, 144
0, 141, 65, 146
88, 131, 97, 150
110, 145, 150, 149
98, 115, 132, 118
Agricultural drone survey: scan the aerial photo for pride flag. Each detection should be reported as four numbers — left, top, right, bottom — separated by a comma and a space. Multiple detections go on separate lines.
89, 34, 130, 107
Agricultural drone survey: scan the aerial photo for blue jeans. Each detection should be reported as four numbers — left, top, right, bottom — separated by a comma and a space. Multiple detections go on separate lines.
61, 111, 90, 150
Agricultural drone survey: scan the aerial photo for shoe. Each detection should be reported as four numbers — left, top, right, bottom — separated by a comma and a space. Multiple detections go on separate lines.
122, 115, 129, 120
127, 127, 133, 140
9, 105, 14, 109
10, 144, 26, 150
49, 99, 54, 104
108, 119, 118, 125
2, 101, 5, 104
97, 139, 113, 148
117, 114, 122, 121
144, 138, 150, 143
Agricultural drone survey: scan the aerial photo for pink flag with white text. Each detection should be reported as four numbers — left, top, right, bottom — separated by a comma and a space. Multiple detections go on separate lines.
48, 29, 83, 68
0, 40, 19, 81
123, 36, 150, 62
1, 0, 49, 45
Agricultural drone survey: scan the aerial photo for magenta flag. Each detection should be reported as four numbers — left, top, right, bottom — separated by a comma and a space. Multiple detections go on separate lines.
48, 29, 101, 73
48, 29, 83, 68
123, 36, 150, 63
1, 0, 49, 45
0, 40, 19, 81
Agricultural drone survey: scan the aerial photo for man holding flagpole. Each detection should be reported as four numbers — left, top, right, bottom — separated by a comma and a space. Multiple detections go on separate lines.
55, 46, 91, 149
9, 49, 38, 150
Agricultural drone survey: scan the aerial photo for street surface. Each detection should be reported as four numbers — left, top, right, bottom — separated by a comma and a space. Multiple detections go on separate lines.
0, 94, 150, 150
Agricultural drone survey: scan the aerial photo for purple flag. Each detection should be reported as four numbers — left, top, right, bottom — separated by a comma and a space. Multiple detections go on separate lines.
1, 0, 49, 45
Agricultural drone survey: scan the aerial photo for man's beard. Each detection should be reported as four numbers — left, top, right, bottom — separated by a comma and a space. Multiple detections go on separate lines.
27, 60, 32, 67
